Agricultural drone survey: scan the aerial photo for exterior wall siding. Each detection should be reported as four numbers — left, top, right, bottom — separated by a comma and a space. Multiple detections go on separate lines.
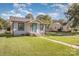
51, 23, 62, 31
13, 22, 30, 35
12, 22, 46, 35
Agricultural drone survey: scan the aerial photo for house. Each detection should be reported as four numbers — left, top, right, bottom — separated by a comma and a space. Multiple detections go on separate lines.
49, 22, 62, 31
62, 23, 71, 32
49, 20, 72, 32
8, 16, 48, 36
49, 20, 62, 32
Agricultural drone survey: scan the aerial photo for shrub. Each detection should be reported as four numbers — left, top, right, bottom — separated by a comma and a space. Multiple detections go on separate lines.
74, 28, 78, 32
25, 33, 30, 36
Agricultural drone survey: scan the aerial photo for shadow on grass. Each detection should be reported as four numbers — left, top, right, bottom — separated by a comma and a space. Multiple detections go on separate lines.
0, 32, 79, 38
0, 33, 37, 38
0, 34, 14, 38
46, 32, 79, 36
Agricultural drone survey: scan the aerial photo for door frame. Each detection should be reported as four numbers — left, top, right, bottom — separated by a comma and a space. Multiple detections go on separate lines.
32, 23, 37, 33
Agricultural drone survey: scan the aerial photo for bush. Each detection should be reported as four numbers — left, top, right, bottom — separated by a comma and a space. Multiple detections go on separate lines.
25, 33, 30, 36
0, 33, 5, 37
0, 31, 12, 37
74, 28, 78, 32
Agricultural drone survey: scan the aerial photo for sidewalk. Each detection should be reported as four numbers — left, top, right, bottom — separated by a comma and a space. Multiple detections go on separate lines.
40, 37, 79, 49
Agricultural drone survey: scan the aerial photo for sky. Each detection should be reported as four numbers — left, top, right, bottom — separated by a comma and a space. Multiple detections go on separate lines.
0, 3, 69, 20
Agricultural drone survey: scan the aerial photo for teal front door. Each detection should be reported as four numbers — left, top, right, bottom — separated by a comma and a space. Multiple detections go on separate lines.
32, 23, 37, 32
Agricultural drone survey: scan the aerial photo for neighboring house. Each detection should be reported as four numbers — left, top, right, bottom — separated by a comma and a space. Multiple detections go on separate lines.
62, 24, 71, 32
8, 16, 48, 36
49, 22, 62, 31
49, 20, 72, 32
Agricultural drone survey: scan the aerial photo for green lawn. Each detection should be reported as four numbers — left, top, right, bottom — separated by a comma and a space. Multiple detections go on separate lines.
47, 32, 79, 46
0, 36, 79, 56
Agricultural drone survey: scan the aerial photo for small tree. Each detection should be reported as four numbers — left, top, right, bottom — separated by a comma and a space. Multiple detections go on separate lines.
36, 14, 51, 25
0, 17, 6, 29
65, 3, 79, 28
25, 13, 34, 20
36, 14, 52, 32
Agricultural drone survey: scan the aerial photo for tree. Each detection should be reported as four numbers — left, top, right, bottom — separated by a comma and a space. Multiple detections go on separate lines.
36, 14, 52, 32
36, 14, 51, 24
65, 3, 79, 28
25, 13, 34, 20
0, 17, 6, 29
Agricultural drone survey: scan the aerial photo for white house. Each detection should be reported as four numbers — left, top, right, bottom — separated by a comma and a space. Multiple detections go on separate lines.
62, 24, 71, 32
8, 16, 47, 36
49, 22, 62, 31
49, 20, 72, 32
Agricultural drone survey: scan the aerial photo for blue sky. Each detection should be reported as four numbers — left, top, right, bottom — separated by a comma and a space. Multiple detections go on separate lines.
0, 3, 69, 20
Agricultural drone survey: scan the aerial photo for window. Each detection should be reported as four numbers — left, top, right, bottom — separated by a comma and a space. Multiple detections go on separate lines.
45, 24, 49, 31
40, 24, 44, 30
18, 23, 24, 31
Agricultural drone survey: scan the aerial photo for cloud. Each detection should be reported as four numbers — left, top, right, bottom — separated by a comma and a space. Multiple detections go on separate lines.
10, 10, 15, 14
13, 3, 26, 9
41, 3, 48, 6
1, 13, 9, 19
51, 4, 65, 8
1, 9, 31, 19
48, 12, 59, 19
1, 10, 24, 19
0, 3, 67, 20
49, 4, 69, 20
26, 3, 32, 6
13, 3, 19, 8
13, 3, 32, 9
1, 3, 32, 19
29, 8, 33, 11
15, 13, 24, 17
13, 3, 31, 14
37, 12, 46, 15
50, 3, 68, 12
18, 8, 31, 14
36, 12, 59, 20
41, 3, 50, 9
36, 12, 60, 20
49, 13, 59, 16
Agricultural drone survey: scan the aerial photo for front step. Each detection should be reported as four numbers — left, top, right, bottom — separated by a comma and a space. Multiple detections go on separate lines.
33, 33, 42, 36
30, 32, 44, 36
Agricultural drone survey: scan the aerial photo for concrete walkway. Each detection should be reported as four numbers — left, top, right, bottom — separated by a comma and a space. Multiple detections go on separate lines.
40, 37, 79, 49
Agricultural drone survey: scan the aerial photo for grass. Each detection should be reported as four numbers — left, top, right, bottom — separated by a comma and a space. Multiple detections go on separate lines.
0, 36, 79, 56
46, 32, 79, 46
